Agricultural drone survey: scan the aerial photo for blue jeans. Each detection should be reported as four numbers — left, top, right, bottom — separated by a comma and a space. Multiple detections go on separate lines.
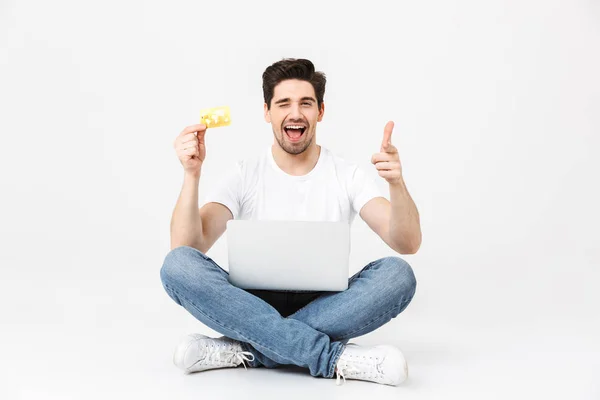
160, 246, 417, 379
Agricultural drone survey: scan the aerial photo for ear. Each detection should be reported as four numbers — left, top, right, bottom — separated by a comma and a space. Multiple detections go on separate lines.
317, 102, 325, 122
264, 103, 271, 123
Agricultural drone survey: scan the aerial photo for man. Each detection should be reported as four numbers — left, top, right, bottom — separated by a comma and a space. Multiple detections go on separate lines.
160, 58, 421, 386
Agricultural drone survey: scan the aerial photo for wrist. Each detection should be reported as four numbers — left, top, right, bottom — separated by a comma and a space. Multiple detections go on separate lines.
389, 176, 406, 189
184, 169, 201, 180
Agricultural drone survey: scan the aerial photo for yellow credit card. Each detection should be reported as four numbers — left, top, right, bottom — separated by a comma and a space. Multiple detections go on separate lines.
200, 106, 231, 128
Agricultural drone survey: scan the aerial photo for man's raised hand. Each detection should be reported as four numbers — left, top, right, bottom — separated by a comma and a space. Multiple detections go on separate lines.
371, 121, 403, 185
174, 124, 207, 175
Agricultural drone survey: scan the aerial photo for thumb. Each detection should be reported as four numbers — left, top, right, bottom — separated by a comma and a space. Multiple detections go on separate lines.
197, 129, 206, 143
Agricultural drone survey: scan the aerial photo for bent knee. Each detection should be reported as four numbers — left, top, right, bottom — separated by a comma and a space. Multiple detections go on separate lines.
382, 256, 417, 301
160, 245, 206, 286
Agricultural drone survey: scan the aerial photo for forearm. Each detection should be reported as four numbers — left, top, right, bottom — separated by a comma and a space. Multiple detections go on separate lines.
170, 171, 204, 250
389, 178, 422, 254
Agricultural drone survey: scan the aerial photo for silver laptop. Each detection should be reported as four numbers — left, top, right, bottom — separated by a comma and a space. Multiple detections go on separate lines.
226, 220, 350, 291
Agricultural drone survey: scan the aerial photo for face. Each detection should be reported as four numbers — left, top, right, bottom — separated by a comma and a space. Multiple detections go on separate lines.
264, 79, 324, 155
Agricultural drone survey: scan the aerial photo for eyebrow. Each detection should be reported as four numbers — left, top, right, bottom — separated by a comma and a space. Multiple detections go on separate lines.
274, 96, 316, 105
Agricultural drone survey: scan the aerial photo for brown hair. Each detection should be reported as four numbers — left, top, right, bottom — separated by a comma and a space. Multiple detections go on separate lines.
262, 58, 327, 110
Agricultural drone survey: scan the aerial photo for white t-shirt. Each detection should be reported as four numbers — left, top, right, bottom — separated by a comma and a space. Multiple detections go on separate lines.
201, 145, 384, 225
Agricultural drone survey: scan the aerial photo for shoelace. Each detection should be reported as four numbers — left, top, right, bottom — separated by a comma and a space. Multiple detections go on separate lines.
189, 342, 255, 370
335, 355, 382, 386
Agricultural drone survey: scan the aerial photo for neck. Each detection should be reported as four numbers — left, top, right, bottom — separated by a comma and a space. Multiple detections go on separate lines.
271, 142, 321, 176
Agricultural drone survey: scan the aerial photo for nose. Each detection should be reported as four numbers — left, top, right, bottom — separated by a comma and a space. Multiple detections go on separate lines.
289, 102, 302, 119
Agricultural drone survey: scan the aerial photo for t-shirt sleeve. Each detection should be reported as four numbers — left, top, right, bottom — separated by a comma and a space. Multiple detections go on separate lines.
348, 165, 385, 215
200, 161, 244, 219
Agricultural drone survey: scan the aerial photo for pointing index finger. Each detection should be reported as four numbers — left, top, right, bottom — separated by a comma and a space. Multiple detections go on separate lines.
382, 120, 394, 147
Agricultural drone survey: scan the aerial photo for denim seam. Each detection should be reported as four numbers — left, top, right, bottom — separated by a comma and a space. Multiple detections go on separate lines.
349, 260, 377, 281
200, 255, 229, 275
164, 283, 293, 367
334, 300, 408, 340
327, 342, 346, 378
182, 247, 229, 275
290, 296, 411, 343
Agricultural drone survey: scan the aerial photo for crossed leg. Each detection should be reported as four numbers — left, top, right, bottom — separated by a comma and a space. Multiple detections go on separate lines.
239, 253, 418, 368
160, 246, 417, 377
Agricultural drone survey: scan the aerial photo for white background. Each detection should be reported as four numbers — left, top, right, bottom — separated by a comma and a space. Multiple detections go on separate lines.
1, 0, 599, 399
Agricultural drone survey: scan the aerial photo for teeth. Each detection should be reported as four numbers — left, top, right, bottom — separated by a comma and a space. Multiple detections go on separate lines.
285, 125, 305, 130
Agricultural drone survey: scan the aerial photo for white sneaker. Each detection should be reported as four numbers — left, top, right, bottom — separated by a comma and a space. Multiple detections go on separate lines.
334, 343, 408, 386
173, 333, 255, 373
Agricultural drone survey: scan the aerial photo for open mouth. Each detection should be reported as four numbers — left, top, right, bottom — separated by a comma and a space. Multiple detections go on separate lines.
284, 124, 307, 141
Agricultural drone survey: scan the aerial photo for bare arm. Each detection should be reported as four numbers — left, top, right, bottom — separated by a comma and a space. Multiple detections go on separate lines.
389, 178, 421, 253
366, 120, 421, 254
170, 170, 234, 254
170, 171, 204, 250
170, 123, 233, 253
